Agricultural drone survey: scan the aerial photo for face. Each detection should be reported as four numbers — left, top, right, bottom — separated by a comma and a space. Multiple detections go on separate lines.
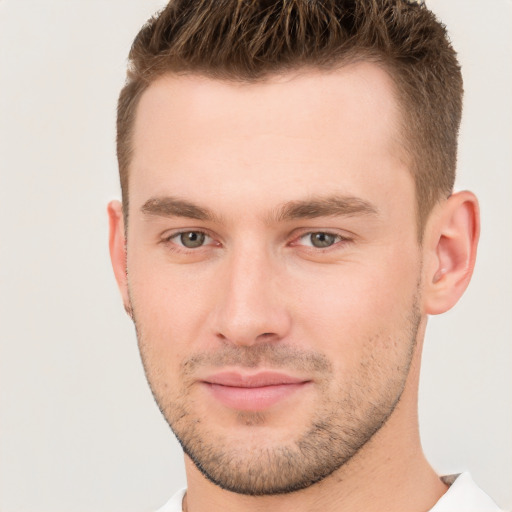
122, 64, 424, 494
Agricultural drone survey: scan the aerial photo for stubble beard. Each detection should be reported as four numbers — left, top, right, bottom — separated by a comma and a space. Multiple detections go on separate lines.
133, 297, 421, 496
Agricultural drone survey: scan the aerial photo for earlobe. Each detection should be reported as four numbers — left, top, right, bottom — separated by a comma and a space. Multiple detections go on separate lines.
423, 191, 480, 315
107, 200, 132, 318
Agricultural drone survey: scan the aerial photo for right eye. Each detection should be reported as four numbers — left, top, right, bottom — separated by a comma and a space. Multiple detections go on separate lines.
166, 231, 212, 249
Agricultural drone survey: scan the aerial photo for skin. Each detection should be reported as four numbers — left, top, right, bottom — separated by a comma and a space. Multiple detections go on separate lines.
108, 63, 479, 512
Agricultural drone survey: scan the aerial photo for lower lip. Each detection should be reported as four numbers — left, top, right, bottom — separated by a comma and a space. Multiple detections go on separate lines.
204, 382, 308, 411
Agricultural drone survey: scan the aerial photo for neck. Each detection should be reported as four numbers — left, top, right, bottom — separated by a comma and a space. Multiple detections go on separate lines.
183, 419, 446, 512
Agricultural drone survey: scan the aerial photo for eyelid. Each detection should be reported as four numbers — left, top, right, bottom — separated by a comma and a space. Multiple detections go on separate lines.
289, 229, 354, 248
159, 227, 354, 251
160, 228, 219, 248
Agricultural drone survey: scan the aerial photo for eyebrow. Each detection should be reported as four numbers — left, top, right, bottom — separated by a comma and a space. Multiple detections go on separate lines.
141, 196, 219, 222
271, 195, 378, 222
140, 194, 378, 223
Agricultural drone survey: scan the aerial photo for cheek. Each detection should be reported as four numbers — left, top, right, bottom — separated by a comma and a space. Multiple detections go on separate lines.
291, 249, 421, 363
127, 255, 217, 363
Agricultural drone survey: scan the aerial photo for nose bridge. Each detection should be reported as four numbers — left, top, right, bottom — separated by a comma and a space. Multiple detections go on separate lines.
213, 240, 290, 345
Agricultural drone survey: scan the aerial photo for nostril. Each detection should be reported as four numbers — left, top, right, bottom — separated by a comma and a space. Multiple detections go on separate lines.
257, 332, 278, 341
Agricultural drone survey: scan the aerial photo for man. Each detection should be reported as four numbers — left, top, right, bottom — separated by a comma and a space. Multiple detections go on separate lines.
107, 1, 502, 510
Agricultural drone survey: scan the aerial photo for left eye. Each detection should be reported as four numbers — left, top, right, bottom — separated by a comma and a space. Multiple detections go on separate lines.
171, 231, 211, 248
299, 232, 341, 248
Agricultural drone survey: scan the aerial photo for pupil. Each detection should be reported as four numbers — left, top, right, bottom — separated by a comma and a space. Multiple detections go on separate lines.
312, 233, 335, 248
181, 232, 205, 248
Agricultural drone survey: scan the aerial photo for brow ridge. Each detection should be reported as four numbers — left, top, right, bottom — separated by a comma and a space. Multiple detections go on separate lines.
140, 194, 378, 224
141, 196, 217, 221
271, 195, 378, 222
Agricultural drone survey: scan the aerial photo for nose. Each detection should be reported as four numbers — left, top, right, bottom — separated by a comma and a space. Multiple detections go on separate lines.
211, 245, 292, 347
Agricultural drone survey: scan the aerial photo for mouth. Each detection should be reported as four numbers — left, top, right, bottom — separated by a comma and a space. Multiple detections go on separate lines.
201, 371, 312, 411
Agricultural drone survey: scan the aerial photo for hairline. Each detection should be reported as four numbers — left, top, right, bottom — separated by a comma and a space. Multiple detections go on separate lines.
120, 56, 441, 244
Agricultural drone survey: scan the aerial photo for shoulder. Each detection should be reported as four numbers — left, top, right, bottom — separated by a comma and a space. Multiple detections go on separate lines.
154, 488, 186, 512
430, 473, 505, 512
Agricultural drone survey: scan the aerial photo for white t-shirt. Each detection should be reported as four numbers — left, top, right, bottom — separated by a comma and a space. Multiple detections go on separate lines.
155, 473, 503, 512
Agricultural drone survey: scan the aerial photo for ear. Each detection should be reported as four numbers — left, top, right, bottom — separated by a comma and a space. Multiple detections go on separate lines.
423, 191, 480, 315
107, 200, 132, 318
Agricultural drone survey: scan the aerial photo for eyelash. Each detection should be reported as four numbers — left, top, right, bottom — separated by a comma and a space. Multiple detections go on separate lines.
161, 229, 353, 253
162, 230, 217, 250
293, 231, 352, 250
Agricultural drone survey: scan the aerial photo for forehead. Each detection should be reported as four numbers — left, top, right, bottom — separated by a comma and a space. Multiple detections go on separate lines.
133, 62, 404, 152
129, 63, 412, 219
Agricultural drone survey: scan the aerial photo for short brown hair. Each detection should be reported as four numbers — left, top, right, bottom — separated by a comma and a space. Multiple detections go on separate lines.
117, 0, 463, 232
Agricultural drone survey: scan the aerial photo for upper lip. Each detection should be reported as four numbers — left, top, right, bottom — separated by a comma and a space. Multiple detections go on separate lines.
202, 371, 309, 388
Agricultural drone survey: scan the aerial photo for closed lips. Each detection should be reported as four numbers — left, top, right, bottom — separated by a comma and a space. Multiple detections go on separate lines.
202, 371, 309, 387
202, 371, 311, 411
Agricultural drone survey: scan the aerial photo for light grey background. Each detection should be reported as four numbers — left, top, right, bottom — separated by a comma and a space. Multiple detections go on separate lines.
0, 1, 510, 511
